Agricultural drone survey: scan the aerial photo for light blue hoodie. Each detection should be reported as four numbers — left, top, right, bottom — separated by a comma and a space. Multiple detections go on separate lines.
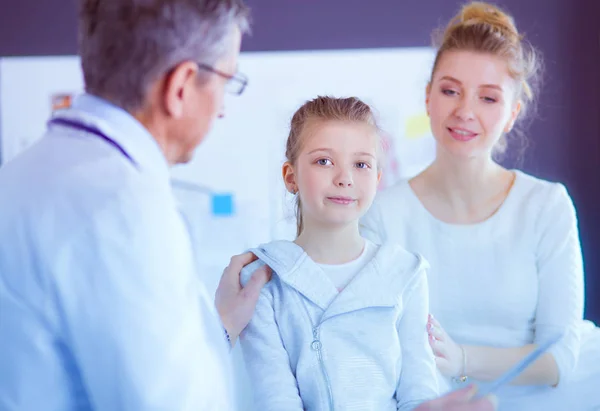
239, 240, 439, 411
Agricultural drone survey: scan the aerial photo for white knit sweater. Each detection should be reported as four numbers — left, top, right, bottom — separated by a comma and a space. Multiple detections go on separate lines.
360, 170, 600, 410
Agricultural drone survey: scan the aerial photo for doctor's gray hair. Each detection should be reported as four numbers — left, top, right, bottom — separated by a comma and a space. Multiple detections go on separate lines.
78, 0, 250, 111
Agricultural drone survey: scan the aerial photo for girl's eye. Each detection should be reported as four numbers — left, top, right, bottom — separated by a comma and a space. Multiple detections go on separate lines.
356, 162, 370, 169
317, 159, 332, 166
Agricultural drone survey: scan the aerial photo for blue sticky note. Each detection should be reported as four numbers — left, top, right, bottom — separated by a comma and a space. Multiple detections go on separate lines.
212, 193, 234, 216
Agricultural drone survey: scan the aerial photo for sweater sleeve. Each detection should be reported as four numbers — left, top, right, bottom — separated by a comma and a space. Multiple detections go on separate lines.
395, 261, 440, 410
533, 183, 585, 385
239, 284, 305, 410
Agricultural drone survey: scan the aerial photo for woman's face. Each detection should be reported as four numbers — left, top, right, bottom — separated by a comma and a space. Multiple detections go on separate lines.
426, 50, 521, 161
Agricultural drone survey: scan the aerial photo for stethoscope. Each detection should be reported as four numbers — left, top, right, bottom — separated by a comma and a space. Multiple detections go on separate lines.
49, 117, 213, 196
48, 117, 135, 165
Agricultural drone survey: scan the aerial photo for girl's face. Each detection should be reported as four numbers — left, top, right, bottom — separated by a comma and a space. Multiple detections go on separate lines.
283, 120, 381, 231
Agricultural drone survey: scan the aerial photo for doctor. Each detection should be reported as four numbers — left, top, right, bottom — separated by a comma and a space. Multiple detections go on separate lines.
0, 1, 264, 410
0, 0, 495, 410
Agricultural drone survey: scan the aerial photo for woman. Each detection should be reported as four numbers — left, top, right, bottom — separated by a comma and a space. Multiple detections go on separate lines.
361, 2, 600, 410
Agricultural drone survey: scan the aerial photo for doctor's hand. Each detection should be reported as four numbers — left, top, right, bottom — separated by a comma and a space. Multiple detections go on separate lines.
215, 252, 271, 347
415, 385, 498, 411
427, 314, 465, 378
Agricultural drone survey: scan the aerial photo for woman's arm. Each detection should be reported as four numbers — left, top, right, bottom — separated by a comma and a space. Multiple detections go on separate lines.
464, 344, 558, 385
531, 183, 585, 385
428, 318, 559, 385
428, 183, 584, 387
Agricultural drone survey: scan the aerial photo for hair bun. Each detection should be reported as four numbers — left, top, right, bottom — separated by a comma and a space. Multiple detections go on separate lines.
449, 2, 521, 42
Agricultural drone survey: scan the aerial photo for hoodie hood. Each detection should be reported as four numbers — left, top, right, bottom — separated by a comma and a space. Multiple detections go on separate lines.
241, 239, 429, 316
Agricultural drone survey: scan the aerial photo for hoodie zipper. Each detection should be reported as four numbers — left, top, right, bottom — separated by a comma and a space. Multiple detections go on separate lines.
297, 294, 334, 411
259, 250, 335, 409
311, 325, 334, 411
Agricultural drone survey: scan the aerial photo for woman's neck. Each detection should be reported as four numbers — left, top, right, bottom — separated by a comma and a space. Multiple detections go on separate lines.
411, 151, 515, 224
427, 155, 507, 205
294, 220, 365, 265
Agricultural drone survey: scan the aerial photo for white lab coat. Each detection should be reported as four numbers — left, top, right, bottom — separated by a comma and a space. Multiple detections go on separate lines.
0, 94, 234, 410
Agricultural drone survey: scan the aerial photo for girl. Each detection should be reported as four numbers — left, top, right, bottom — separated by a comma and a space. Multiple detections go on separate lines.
239, 96, 439, 410
360, 3, 600, 410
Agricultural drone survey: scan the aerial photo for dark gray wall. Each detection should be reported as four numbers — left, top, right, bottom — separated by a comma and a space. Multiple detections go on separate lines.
1, 0, 598, 321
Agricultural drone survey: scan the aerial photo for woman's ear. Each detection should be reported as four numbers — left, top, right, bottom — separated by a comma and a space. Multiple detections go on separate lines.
504, 100, 522, 133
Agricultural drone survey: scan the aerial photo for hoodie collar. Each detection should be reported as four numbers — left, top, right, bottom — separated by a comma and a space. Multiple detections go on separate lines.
250, 240, 426, 319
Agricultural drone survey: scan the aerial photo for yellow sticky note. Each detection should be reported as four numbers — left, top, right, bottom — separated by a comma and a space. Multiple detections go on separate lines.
405, 113, 431, 139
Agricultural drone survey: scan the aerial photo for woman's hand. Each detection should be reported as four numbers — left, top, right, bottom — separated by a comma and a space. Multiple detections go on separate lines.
427, 314, 465, 378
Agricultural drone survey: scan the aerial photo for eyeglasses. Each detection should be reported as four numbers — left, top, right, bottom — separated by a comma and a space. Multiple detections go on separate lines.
197, 63, 248, 96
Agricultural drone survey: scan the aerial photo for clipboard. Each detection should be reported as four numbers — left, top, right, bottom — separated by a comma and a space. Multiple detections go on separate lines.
473, 334, 563, 399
